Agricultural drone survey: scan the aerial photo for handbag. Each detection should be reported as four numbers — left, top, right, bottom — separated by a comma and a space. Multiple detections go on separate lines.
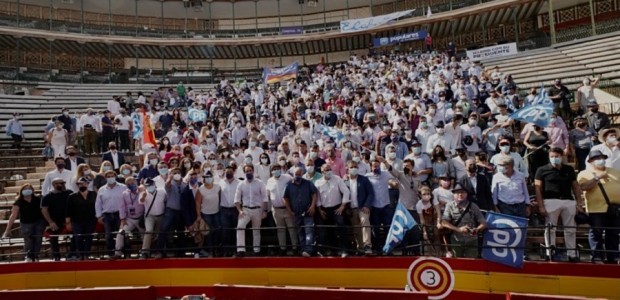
598, 182, 620, 217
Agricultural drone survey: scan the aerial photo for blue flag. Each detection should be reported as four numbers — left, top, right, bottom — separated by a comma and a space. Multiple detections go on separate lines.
319, 124, 344, 142
188, 108, 207, 123
510, 83, 554, 127
132, 113, 142, 140
482, 211, 528, 268
383, 202, 417, 254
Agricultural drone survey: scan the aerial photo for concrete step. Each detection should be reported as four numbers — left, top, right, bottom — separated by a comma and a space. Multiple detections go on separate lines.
36, 166, 53, 173
15, 179, 42, 187
27, 173, 47, 180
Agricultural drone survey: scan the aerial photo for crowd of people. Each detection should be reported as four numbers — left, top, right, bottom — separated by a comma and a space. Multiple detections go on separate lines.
2, 49, 620, 264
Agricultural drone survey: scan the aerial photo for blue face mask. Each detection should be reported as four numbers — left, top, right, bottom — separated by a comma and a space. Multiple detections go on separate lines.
246, 172, 254, 181
190, 178, 198, 185
273, 170, 282, 178
374, 168, 381, 175
159, 168, 169, 175
146, 186, 156, 193
549, 157, 562, 165
21, 189, 33, 197
128, 184, 138, 191
295, 176, 303, 183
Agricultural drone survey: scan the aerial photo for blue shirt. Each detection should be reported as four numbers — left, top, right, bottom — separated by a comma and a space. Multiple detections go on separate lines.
138, 166, 159, 183
166, 180, 186, 210
6, 119, 23, 136
366, 170, 392, 208
283, 179, 317, 215
95, 183, 127, 217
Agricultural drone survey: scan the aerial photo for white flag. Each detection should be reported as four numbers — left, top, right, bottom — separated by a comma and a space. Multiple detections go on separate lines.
426, 6, 432, 18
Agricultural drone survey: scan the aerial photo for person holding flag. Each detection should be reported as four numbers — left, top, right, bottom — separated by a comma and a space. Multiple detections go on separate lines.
441, 184, 486, 258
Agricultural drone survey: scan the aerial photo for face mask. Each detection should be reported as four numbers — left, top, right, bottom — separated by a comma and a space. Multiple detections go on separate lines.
163, 140, 170, 146
249, 141, 257, 147
106, 177, 116, 185
109, 146, 117, 151
128, 184, 138, 191
56, 163, 65, 169
391, 137, 399, 144
273, 170, 282, 177
324, 171, 333, 179
246, 172, 254, 181
436, 128, 445, 134
403, 167, 411, 174
500, 145, 511, 153
204, 177, 214, 184
146, 186, 156, 193
244, 157, 253, 164
413, 147, 421, 155
63, 111, 69, 116
278, 160, 287, 167
295, 176, 303, 183
184, 163, 192, 169
310, 152, 318, 159
190, 178, 199, 185
349, 168, 358, 176
159, 168, 169, 175
429, 108, 436, 114
549, 118, 557, 125
83, 170, 91, 176
68, 152, 76, 156
373, 168, 381, 175
469, 120, 476, 126
607, 136, 617, 145
594, 159, 606, 167
488, 122, 496, 127
79, 186, 88, 192
420, 122, 428, 128
388, 152, 397, 159
102, 166, 112, 172
150, 159, 159, 166
173, 174, 182, 181
549, 157, 562, 165
21, 189, 33, 197
225, 172, 234, 180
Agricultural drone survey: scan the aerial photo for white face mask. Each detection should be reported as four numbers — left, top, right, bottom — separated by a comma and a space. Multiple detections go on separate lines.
436, 128, 445, 135
593, 159, 606, 167
607, 136, 617, 145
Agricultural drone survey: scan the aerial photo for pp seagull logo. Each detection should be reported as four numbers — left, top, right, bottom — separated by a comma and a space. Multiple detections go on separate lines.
486, 218, 522, 263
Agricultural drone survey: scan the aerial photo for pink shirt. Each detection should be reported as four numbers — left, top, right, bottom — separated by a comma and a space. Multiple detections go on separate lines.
545, 126, 568, 149
326, 157, 346, 178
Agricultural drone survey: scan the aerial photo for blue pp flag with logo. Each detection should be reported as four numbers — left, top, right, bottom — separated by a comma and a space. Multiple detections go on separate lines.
132, 113, 142, 139
510, 83, 554, 127
383, 202, 417, 254
482, 211, 528, 268
188, 108, 207, 123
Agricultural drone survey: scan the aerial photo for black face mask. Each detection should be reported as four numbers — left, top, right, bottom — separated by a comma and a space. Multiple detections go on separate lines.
78, 186, 88, 192
403, 167, 411, 174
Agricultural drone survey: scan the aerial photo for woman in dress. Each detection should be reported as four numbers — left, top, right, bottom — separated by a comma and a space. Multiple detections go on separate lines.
48, 120, 68, 158
523, 124, 550, 179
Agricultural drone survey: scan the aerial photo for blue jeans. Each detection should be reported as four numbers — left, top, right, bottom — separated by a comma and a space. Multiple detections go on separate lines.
72, 219, 96, 259
294, 214, 315, 254
370, 205, 395, 252
155, 207, 185, 255
20, 221, 44, 260
589, 212, 620, 263
219, 207, 238, 255
201, 212, 221, 254
103, 212, 120, 256
497, 201, 527, 218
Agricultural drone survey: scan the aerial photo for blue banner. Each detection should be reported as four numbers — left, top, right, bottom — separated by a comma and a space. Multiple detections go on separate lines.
132, 113, 142, 140
280, 26, 303, 35
262, 62, 298, 84
383, 202, 417, 254
188, 108, 207, 123
482, 211, 528, 269
510, 85, 554, 127
373, 30, 428, 47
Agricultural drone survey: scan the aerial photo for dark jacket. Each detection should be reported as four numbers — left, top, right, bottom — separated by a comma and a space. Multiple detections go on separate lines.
101, 151, 126, 170
64, 156, 85, 171
456, 173, 493, 211
180, 185, 198, 228
344, 174, 375, 209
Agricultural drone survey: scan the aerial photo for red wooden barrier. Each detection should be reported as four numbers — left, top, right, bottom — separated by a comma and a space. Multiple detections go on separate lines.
0, 286, 156, 300
211, 284, 428, 300
507, 292, 607, 300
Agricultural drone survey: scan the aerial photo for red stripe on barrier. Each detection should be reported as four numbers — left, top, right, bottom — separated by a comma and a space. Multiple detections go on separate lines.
0, 286, 156, 300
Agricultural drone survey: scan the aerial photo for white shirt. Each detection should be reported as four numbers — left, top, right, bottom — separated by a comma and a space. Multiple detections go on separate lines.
198, 184, 221, 215
107, 100, 121, 116
153, 175, 169, 190
460, 123, 482, 153
587, 143, 620, 171
244, 147, 264, 164
110, 151, 120, 169
219, 178, 240, 208
234, 178, 268, 207
42, 169, 75, 196
348, 177, 358, 208
141, 188, 167, 216
114, 114, 132, 131
315, 175, 351, 208
427, 133, 454, 154
265, 174, 293, 208
451, 156, 467, 180
79, 114, 101, 132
